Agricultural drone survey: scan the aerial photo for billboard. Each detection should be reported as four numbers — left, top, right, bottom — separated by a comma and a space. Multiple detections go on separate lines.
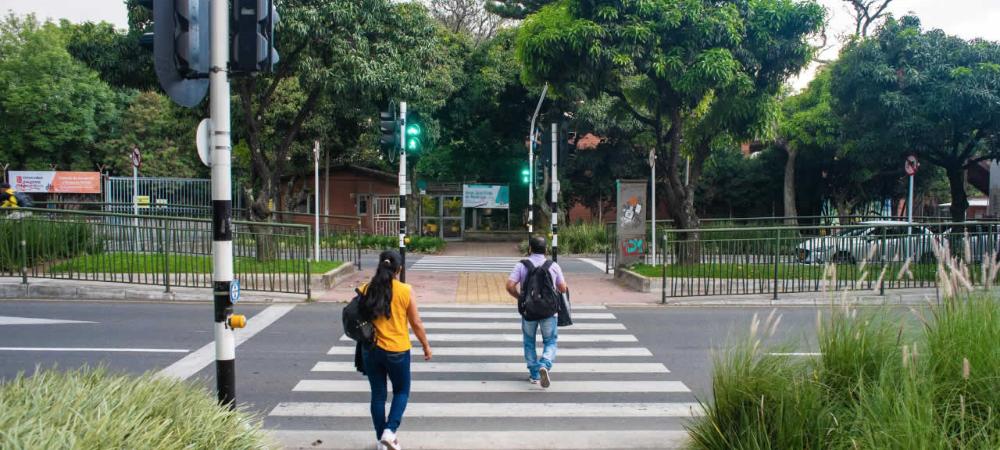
9, 171, 102, 194
616, 180, 648, 267
462, 184, 510, 209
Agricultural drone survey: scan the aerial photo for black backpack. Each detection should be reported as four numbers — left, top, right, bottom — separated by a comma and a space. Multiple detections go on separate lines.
342, 288, 375, 349
518, 259, 561, 321
13, 192, 32, 207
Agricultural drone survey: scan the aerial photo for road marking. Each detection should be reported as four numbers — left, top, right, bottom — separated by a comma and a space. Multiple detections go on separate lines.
420, 311, 615, 320
768, 352, 821, 356
269, 430, 691, 450
0, 347, 188, 353
423, 322, 626, 330
0, 316, 96, 325
339, 333, 637, 343
327, 346, 653, 357
419, 304, 606, 310
578, 257, 611, 273
293, 379, 688, 393
311, 362, 669, 373
270, 402, 703, 418
156, 305, 295, 380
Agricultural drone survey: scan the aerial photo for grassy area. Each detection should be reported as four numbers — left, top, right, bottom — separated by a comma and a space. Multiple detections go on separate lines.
687, 294, 1000, 448
0, 367, 271, 449
629, 262, 940, 281
49, 253, 341, 274
0, 218, 103, 271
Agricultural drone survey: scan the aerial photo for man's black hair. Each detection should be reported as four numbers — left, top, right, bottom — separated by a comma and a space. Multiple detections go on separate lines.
0, 183, 9, 189
528, 236, 547, 255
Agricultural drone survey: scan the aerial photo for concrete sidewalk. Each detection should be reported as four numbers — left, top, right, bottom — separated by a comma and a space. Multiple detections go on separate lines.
0, 278, 305, 303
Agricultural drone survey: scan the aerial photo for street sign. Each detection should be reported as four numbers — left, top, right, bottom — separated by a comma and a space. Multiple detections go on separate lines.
904, 155, 920, 176
196, 119, 213, 167
131, 147, 142, 169
230, 279, 241, 303
648, 149, 656, 168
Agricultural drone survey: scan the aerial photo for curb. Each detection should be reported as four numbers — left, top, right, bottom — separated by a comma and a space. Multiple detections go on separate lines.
0, 280, 306, 304
316, 263, 356, 289
614, 268, 652, 292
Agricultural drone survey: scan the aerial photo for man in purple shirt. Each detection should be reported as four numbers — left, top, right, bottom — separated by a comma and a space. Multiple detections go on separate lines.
506, 236, 569, 388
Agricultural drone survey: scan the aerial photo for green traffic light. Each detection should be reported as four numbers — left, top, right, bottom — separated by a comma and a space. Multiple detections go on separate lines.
406, 123, 422, 136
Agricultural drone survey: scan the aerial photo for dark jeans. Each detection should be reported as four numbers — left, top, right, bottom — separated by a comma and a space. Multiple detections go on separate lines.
362, 346, 412, 438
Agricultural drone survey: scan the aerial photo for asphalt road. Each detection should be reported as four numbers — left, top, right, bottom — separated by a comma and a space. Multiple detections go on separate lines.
0, 300, 840, 449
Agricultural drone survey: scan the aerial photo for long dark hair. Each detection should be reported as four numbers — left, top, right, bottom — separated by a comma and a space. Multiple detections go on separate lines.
361, 250, 401, 320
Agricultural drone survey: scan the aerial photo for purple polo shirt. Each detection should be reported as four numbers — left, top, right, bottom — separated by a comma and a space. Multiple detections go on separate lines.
509, 253, 565, 288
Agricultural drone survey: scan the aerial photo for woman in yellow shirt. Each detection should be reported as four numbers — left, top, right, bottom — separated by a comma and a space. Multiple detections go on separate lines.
360, 250, 431, 450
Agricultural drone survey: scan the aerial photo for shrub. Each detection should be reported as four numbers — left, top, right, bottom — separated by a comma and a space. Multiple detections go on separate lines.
0, 217, 104, 271
687, 297, 1000, 449
0, 366, 271, 449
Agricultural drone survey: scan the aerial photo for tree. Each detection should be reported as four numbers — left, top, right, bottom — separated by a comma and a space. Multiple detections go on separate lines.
485, 0, 552, 19
0, 14, 121, 171
515, 0, 823, 263
843, 0, 894, 38
99, 91, 205, 178
430, 0, 508, 44
831, 16, 1000, 222
232, 0, 450, 222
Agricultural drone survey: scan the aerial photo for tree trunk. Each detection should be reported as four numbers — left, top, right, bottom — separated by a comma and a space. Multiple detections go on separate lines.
659, 111, 701, 265
779, 140, 799, 227
946, 164, 969, 222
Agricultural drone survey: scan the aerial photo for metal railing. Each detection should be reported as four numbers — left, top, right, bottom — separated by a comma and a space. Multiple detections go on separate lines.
644, 221, 1000, 299
0, 208, 318, 295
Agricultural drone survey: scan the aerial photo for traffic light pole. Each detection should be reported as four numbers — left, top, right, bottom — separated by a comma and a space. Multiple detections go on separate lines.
527, 84, 548, 241
399, 102, 407, 282
551, 122, 559, 262
210, 0, 237, 408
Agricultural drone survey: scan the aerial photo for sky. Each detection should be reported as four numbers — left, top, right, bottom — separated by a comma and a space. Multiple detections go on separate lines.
4, 0, 1000, 88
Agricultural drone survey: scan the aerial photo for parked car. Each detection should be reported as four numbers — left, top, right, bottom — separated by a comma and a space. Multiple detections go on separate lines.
796, 221, 937, 264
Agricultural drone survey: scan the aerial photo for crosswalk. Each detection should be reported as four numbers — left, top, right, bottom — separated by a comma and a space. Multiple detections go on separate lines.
268, 305, 701, 449
409, 256, 524, 273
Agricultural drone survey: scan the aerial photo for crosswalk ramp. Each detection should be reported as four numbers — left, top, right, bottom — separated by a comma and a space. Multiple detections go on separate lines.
267, 305, 701, 449
409, 256, 523, 273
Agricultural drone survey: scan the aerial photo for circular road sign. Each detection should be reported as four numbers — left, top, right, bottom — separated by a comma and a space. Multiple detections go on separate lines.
131, 147, 142, 169
904, 155, 920, 176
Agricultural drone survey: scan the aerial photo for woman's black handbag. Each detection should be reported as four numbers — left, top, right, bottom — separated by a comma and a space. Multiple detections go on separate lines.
557, 290, 573, 327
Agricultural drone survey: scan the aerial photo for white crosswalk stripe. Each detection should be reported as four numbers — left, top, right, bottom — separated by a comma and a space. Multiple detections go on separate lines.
410, 256, 524, 273
270, 306, 700, 450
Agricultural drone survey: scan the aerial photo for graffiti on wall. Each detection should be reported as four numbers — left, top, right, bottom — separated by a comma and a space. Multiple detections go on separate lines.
622, 238, 645, 256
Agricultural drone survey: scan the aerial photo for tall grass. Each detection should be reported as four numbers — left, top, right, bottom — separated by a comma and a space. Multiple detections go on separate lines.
0, 366, 271, 449
688, 243, 1000, 449
559, 222, 610, 254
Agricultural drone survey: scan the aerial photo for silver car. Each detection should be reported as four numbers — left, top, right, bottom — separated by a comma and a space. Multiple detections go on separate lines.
796, 221, 936, 264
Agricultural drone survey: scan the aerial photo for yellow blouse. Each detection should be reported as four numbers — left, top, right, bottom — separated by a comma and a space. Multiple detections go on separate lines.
362, 280, 413, 352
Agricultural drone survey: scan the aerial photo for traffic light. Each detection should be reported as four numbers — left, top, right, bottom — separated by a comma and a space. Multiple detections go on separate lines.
534, 157, 544, 186
379, 108, 399, 153
138, 0, 210, 108
520, 167, 530, 185
404, 112, 423, 152
231, 0, 280, 73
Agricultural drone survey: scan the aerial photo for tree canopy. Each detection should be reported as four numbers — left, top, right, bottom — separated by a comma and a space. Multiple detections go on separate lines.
831, 16, 1000, 221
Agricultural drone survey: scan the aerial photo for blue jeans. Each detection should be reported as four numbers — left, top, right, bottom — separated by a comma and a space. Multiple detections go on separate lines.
362, 347, 411, 438
522, 315, 558, 379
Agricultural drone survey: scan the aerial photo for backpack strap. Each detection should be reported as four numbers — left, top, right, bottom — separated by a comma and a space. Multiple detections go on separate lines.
540, 260, 554, 272
520, 259, 535, 272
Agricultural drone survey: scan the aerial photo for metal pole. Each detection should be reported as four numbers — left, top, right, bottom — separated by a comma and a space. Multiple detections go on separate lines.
528, 83, 548, 240
399, 102, 407, 282
210, 0, 237, 408
133, 164, 138, 217
650, 149, 656, 265
907, 174, 914, 234
551, 122, 559, 261
314, 141, 320, 262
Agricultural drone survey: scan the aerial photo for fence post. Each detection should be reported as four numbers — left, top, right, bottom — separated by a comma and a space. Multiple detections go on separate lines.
19, 218, 27, 285
306, 228, 312, 300
879, 225, 886, 296
356, 220, 362, 271
163, 219, 171, 293
773, 229, 781, 300
661, 233, 667, 304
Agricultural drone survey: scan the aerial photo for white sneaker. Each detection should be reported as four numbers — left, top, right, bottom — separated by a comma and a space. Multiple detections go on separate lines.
539, 367, 551, 388
376, 442, 387, 450
528, 377, 540, 385
380, 429, 401, 450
